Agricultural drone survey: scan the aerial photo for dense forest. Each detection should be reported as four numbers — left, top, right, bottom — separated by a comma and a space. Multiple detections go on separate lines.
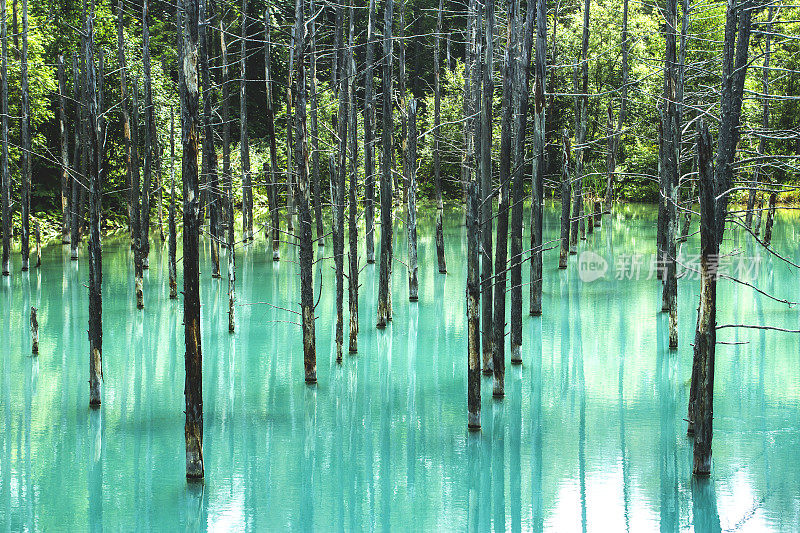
2, 0, 800, 488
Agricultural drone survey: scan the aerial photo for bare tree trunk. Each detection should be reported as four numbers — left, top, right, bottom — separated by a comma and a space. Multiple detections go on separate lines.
334, 8, 349, 361
84, 0, 103, 408
689, 1, 753, 474
30, 306, 38, 354
116, 0, 133, 243
287, 25, 296, 235
263, 6, 280, 259
309, 0, 323, 246
467, 178, 481, 430
376, 0, 393, 329
132, 83, 144, 308
364, 0, 376, 263
142, 0, 154, 270
70, 52, 83, 261
199, 0, 220, 278
224, 14, 235, 331
169, 108, 178, 299
58, 56, 71, 243
407, 99, 418, 301
480, 0, 494, 374
293, 0, 315, 382
511, 0, 534, 361
529, 0, 545, 316
570, 0, 589, 251
559, 132, 571, 269
20, 0, 29, 271
761, 7, 775, 246
398, 0, 408, 205
604, 0, 628, 211
433, 0, 446, 273
0, 0, 7, 276
180, 0, 204, 480
347, 2, 359, 352
661, 0, 679, 349
240, 0, 252, 242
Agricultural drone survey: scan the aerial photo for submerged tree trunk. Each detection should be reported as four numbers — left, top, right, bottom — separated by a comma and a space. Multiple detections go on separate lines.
169, 108, 178, 299
58, 58, 70, 242
529, 0, 546, 315
433, 0, 446, 273
689, 2, 753, 475
480, 0, 494, 375
559, 133, 572, 269
116, 0, 133, 244
70, 52, 82, 260
661, 0, 679, 349
511, 0, 534, 358
132, 85, 144, 309
309, 0, 323, 246
347, 3, 359, 353
293, 0, 316, 382
0, 0, 7, 276
760, 7, 775, 246
20, 0, 29, 271
180, 0, 204, 480
263, 6, 280, 259
142, 0, 154, 270
240, 0, 252, 242
84, 0, 103, 408
333, 2, 348, 361
466, 178, 481, 430
364, 0, 376, 263
30, 306, 38, 354
199, 0, 220, 278
604, 0, 628, 211
377, 0, 393, 328
224, 16, 235, 332
407, 99, 419, 301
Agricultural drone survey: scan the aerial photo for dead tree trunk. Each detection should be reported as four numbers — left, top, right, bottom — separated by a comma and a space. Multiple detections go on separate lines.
559, 132, 572, 269
480, 0, 494, 374
180, 0, 204, 480
604, 0, 628, 211
287, 26, 296, 235
347, 2, 359, 352
398, 0, 408, 205
334, 8, 349, 360
225, 13, 236, 331
376, 0, 393, 328
511, 0, 535, 357
132, 84, 144, 308
70, 52, 82, 260
688, 1, 753, 475
364, 0, 376, 263
58, 56, 71, 243
169, 107, 178, 299
467, 178, 481, 430
142, 0, 154, 270
240, 0, 252, 242
263, 6, 280, 259
309, 0, 323, 246
200, 0, 220, 278
30, 306, 38, 354
407, 98, 418, 301
116, 0, 133, 243
0, 0, 7, 276
293, 0, 315, 382
20, 0, 29, 271
84, 0, 103, 408
529, 0, 546, 315
760, 7, 775, 245
433, 0, 446, 273
661, 0, 679, 349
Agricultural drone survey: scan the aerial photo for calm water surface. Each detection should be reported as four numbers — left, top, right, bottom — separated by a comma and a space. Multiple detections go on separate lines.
2, 204, 800, 531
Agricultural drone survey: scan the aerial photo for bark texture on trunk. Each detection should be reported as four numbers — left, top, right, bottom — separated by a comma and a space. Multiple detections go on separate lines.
407, 99, 419, 301
466, 178, 481, 430
117, 0, 133, 243
433, 0, 446, 273
0, 0, 7, 276
263, 6, 280, 259
20, 0, 30, 271
58, 56, 71, 243
347, 2, 359, 353
559, 133, 572, 269
240, 0, 253, 241
529, 0, 546, 315
169, 108, 178, 299
480, 0, 495, 375
376, 0, 393, 329
364, 0, 376, 263
180, 0, 205, 480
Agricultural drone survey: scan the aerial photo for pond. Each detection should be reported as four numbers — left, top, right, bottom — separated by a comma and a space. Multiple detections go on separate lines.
1, 204, 799, 531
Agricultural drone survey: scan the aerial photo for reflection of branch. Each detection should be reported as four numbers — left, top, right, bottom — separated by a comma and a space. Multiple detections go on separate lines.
717, 324, 800, 333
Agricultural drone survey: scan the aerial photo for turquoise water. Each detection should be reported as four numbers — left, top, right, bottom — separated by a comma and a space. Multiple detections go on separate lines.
1, 204, 799, 531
